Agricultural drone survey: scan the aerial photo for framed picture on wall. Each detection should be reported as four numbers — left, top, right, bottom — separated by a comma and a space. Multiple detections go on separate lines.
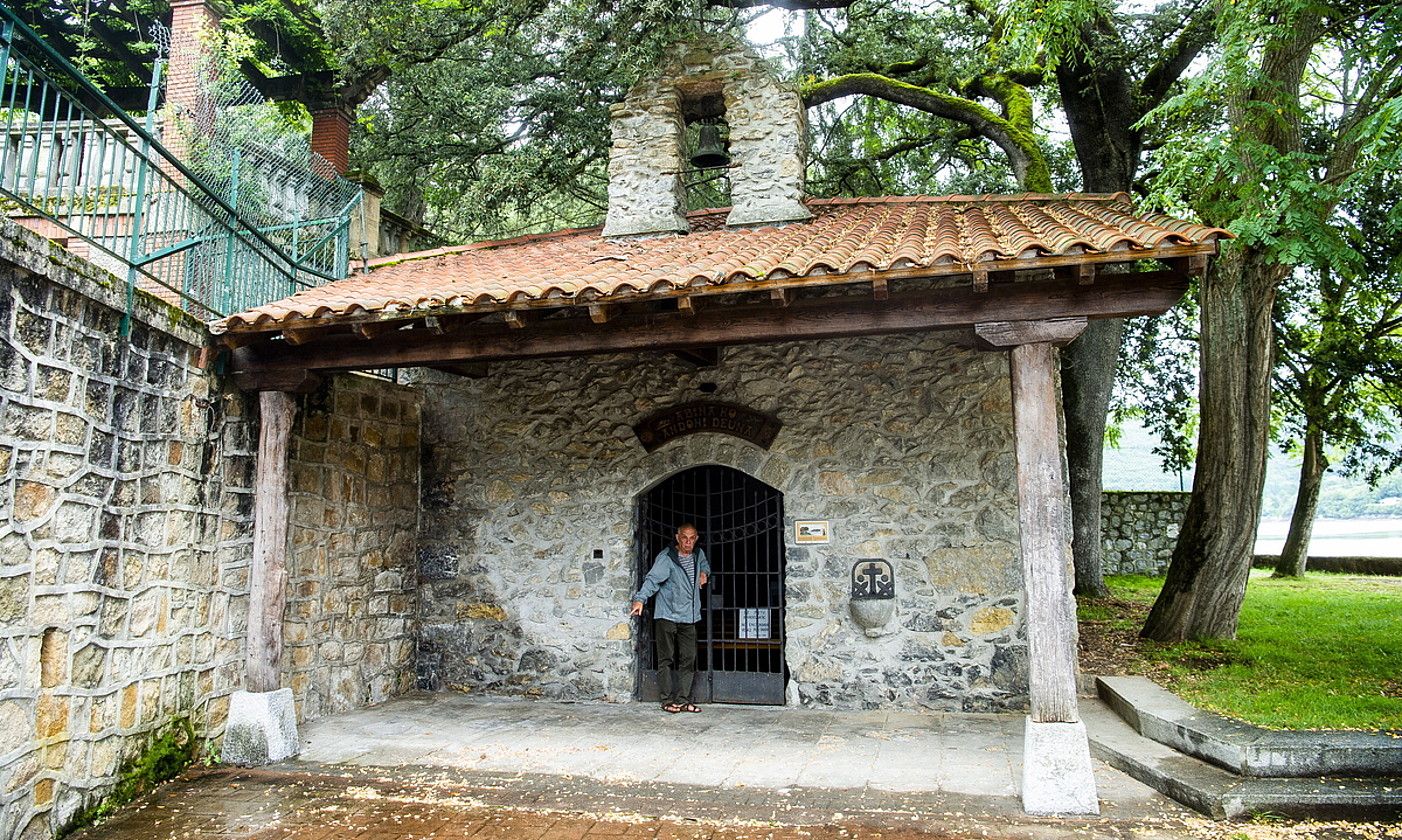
794, 520, 830, 544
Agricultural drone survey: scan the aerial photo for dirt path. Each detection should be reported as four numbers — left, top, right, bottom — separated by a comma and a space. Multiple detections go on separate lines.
69, 766, 1399, 840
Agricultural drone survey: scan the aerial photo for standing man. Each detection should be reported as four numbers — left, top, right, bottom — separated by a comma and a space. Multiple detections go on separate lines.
630, 523, 710, 713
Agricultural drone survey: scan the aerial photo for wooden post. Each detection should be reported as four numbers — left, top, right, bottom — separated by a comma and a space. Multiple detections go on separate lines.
1010, 341, 1079, 723
247, 390, 296, 693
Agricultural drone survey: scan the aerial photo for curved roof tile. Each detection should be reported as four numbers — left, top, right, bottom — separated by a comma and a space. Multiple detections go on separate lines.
215, 195, 1230, 332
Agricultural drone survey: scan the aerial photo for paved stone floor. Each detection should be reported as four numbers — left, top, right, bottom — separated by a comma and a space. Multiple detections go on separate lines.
71, 695, 1395, 840
291, 693, 1153, 801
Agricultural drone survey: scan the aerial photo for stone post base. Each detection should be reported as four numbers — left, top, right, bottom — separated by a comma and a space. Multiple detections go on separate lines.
1022, 718, 1099, 815
223, 688, 299, 766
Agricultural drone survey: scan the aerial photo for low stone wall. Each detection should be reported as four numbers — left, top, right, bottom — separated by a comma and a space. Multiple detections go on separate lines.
0, 221, 253, 837
1252, 554, 1402, 576
285, 376, 421, 722
1100, 491, 1190, 575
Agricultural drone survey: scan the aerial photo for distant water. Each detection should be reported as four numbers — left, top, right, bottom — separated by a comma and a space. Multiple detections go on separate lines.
1255, 518, 1402, 558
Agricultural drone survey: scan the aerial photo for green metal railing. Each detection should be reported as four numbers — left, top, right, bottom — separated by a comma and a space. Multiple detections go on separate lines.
0, 7, 360, 325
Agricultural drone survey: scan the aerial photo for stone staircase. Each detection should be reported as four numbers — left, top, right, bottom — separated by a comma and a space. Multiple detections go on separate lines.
1084, 676, 1402, 820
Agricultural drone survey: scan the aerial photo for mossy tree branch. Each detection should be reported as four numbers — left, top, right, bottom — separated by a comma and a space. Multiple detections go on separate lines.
802, 72, 1053, 192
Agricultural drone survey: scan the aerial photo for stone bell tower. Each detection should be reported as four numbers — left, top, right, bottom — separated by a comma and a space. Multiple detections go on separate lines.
601, 37, 812, 238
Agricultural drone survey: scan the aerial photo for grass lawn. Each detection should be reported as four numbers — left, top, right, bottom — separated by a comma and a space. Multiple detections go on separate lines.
1076, 570, 1402, 730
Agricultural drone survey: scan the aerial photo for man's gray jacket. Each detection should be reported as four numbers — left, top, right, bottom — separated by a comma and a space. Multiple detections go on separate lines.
632, 547, 711, 624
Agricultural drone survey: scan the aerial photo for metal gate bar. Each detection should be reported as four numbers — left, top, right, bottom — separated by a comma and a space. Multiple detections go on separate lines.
635, 465, 786, 704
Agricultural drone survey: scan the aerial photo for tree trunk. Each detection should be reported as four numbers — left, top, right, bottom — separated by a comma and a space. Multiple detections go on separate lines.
1141, 248, 1278, 641
1274, 421, 1326, 577
1052, 52, 1142, 600
1062, 318, 1124, 596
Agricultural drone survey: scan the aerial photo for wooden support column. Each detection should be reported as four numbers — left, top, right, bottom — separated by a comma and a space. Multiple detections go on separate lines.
247, 390, 296, 693
1009, 340, 1080, 723
980, 317, 1099, 815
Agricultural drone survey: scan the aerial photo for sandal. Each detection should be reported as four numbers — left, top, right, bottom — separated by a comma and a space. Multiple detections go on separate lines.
662, 703, 683, 714
680, 703, 701, 713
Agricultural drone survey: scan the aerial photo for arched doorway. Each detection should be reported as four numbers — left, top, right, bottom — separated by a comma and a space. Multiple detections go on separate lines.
635, 464, 787, 704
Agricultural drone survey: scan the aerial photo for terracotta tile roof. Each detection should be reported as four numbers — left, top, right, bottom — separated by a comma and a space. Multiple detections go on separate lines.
215, 193, 1228, 333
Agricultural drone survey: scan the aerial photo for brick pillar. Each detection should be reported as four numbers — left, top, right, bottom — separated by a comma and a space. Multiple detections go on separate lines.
311, 107, 352, 176
164, 0, 221, 162
147, 0, 221, 308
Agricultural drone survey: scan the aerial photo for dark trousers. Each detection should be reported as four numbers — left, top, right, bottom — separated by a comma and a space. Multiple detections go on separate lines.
654, 618, 697, 704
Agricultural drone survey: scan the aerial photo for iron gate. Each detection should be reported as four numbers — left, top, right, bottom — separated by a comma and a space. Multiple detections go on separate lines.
635, 465, 787, 704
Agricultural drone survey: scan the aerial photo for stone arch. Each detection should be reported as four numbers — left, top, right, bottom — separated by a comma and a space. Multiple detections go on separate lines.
633, 431, 792, 501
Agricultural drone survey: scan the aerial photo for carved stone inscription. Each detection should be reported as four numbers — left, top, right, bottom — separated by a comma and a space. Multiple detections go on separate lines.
633, 401, 782, 452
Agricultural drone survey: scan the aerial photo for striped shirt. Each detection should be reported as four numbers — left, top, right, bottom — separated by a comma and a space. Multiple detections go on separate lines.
676, 552, 696, 584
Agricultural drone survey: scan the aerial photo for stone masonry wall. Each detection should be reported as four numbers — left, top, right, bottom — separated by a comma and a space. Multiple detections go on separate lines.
1100, 491, 1190, 575
417, 332, 1027, 713
0, 220, 253, 838
285, 375, 420, 722
0, 218, 422, 838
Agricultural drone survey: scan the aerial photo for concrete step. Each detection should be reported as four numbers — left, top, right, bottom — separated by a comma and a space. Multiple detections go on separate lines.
1083, 699, 1402, 820
1097, 675, 1402, 778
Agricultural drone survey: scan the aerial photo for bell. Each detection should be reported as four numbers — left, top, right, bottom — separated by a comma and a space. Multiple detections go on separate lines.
690, 123, 731, 170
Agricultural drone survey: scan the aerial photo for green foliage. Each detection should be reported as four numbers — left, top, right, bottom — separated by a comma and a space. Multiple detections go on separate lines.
790, 1, 1046, 192
11, 0, 166, 92
224, 0, 339, 76
58, 717, 198, 838
1095, 573, 1402, 730
329, 0, 1074, 236
1271, 162, 1402, 490
1113, 285, 1202, 475
1000, 0, 1103, 70
1122, 0, 1402, 559
337, 0, 703, 239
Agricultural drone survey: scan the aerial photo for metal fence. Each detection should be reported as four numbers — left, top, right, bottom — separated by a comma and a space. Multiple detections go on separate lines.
0, 7, 360, 325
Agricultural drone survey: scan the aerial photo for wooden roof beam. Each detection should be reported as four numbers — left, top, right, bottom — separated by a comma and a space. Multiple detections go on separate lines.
1168, 254, 1210, 277
430, 363, 490, 379
673, 347, 721, 368
353, 321, 398, 340
282, 325, 338, 346
423, 313, 487, 335
1054, 264, 1097, 285
227, 271, 1189, 382
974, 318, 1088, 349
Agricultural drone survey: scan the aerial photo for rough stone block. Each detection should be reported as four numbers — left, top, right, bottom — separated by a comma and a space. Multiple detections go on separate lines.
1022, 718, 1099, 815
223, 689, 299, 766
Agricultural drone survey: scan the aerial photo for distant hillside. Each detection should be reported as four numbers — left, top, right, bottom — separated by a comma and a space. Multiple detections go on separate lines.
1103, 420, 1402, 518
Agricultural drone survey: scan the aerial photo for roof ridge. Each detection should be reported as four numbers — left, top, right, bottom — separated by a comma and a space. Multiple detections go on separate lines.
805, 192, 1131, 206
365, 222, 609, 270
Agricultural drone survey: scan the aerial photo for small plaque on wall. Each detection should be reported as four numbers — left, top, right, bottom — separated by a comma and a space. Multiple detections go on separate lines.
794, 520, 830, 544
